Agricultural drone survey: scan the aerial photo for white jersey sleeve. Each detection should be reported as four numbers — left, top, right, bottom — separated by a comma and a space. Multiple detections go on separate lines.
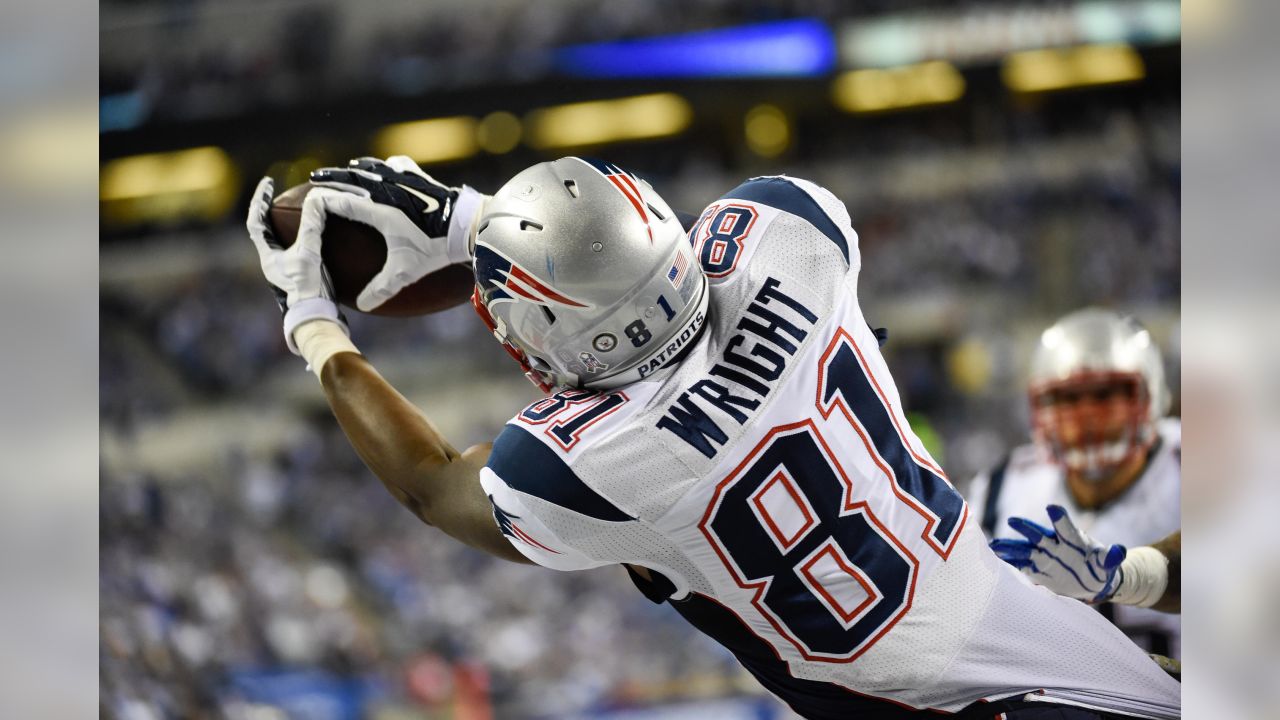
475, 175, 1179, 718
478, 411, 639, 572
480, 465, 610, 571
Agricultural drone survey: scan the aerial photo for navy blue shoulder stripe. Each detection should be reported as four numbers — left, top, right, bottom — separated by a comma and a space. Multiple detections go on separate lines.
980, 454, 1011, 537
488, 424, 633, 522
723, 177, 849, 265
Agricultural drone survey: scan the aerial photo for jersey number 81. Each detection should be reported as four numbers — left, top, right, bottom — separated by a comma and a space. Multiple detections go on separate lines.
700, 328, 967, 662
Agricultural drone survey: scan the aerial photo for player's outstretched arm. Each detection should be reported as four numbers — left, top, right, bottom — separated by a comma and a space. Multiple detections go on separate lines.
246, 175, 528, 564
990, 504, 1177, 612
316, 349, 530, 564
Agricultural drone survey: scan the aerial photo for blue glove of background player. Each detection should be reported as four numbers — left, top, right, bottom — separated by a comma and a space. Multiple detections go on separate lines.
990, 504, 1127, 603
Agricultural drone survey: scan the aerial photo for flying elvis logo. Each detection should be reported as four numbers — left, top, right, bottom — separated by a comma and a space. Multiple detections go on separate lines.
489, 498, 561, 555
474, 244, 591, 309
577, 158, 655, 244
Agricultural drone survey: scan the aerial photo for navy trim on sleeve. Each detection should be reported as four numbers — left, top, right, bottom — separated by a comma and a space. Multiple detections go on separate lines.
980, 455, 1011, 537
488, 424, 633, 522
724, 177, 849, 265
625, 565, 677, 604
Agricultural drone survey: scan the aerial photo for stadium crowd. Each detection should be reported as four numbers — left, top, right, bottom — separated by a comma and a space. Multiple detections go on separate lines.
101, 431, 756, 718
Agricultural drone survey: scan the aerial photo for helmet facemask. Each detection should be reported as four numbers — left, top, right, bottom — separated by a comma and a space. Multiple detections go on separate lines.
1027, 308, 1169, 482
1030, 370, 1155, 481
470, 287, 557, 393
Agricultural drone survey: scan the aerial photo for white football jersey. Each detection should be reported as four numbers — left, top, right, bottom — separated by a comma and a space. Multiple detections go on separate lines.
479, 176, 1180, 719
969, 420, 1182, 658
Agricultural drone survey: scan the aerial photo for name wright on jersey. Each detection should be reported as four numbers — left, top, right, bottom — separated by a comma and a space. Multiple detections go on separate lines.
657, 276, 817, 458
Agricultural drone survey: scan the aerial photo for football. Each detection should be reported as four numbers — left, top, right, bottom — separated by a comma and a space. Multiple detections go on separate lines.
267, 182, 475, 317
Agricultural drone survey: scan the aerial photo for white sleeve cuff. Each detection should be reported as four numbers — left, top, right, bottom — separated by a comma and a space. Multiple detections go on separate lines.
282, 298, 347, 354
292, 319, 360, 378
447, 185, 488, 265
1111, 546, 1169, 608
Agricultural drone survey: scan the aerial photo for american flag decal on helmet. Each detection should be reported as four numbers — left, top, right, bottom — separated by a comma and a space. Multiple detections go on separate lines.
474, 244, 591, 309
667, 251, 689, 288
576, 158, 655, 244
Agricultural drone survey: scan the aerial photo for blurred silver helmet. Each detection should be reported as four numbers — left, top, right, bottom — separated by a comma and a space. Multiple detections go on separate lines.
1028, 307, 1170, 478
471, 157, 708, 393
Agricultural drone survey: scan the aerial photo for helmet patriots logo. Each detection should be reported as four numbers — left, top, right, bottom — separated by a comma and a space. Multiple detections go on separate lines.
578, 158, 654, 244
475, 243, 591, 309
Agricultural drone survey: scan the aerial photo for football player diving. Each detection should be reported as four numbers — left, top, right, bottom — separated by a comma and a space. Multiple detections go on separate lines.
246, 156, 1180, 719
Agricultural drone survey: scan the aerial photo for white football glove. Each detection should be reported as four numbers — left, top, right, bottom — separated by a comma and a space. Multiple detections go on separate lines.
989, 504, 1127, 603
245, 177, 349, 354
307, 156, 487, 312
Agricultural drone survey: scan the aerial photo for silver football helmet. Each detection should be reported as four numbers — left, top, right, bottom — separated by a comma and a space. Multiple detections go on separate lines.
1028, 308, 1170, 479
471, 157, 708, 393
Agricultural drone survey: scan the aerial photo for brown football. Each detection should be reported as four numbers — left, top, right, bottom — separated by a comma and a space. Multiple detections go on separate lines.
267, 182, 475, 317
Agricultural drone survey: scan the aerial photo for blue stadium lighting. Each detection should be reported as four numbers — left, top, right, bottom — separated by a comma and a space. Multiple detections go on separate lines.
555, 18, 836, 78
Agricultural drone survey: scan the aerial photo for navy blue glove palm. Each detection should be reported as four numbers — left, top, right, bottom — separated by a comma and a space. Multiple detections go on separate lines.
307, 156, 485, 312
310, 156, 459, 240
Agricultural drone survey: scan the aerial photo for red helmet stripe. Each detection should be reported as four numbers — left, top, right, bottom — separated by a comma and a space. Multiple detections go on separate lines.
507, 264, 589, 308
607, 173, 655, 244
502, 276, 546, 303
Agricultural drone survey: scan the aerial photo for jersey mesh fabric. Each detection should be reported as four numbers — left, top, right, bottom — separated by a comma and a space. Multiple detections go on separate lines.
483, 176, 1180, 718
511, 491, 717, 598
933, 547, 1180, 719
579, 211, 849, 512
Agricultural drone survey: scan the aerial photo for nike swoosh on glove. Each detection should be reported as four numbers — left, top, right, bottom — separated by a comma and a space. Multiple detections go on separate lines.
308, 156, 487, 312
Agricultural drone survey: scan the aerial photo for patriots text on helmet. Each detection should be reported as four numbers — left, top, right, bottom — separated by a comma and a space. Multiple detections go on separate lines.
657, 277, 817, 458
635, 309, 706, 380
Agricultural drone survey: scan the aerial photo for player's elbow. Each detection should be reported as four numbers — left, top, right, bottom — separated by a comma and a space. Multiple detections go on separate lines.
401, 456, 471, 525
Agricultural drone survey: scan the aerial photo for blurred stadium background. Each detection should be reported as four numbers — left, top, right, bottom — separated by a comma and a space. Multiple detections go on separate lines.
99, 1, 1180, 718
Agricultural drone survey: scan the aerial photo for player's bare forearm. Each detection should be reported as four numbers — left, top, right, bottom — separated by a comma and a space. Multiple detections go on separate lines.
1148, 530, 1180, 613
317, 352, 531, 563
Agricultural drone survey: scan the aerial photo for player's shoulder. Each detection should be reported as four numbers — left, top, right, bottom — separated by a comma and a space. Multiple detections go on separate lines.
994, 443, 1061, 498
487, 388, 662, 521
722, 175, 855, 263
487, 406, 635, 522
970, 443, 1048, 521
690, 175, 858, 274
1138, 417, 1181, 490
1006, 441, 1052, 476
